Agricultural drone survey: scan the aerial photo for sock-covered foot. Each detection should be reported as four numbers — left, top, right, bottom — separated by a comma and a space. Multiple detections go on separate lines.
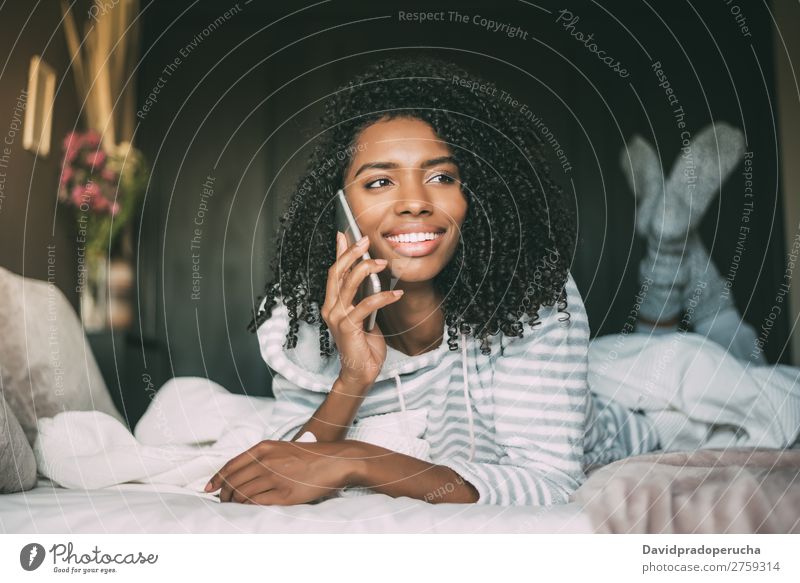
658, 122, 745, 241
621, 122, 746, 326
620, 134, 663, 240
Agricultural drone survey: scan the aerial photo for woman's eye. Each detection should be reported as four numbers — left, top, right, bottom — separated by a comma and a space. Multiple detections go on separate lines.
428, 173, 456, 184
365, 177, 393, 189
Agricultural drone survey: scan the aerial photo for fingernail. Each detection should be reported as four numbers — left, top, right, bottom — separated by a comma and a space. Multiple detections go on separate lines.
392, 290, 404, 296
375, 259, 388, 265
204, 481, 212, 491
357, 235, 369, 245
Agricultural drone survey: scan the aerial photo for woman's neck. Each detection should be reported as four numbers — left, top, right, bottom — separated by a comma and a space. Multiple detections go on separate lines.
376, 279, 444, 357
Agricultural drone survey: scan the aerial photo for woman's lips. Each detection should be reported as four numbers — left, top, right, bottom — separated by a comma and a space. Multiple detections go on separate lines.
383, 233, 445, 257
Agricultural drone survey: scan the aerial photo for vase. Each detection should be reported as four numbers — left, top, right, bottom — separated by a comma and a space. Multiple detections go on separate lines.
79, 244, 134, 332
80, 252, 109, 332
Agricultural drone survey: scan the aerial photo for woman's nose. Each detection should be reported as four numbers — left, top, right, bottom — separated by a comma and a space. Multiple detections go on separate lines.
395, 178, 433, 215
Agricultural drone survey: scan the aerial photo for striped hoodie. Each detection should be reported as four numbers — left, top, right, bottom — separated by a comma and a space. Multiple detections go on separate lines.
256, 272, 659, 506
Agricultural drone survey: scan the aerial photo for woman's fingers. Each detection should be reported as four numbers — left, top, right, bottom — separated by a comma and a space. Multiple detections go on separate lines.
340, 290, 404, 332
336, 259, 388, 311
208, 454, 253, 492
322, 233, 370, 319
333, 235, 370, 281
230, 476, 278, 504
245, 489, 289, 506
335, 231, 346, 258
207, 441, 273, 492
219, 460, 272, 502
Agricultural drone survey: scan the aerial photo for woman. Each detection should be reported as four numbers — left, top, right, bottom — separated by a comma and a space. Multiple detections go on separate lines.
203, 55, 660, 506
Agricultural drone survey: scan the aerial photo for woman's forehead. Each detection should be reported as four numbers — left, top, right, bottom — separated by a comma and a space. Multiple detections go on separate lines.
349, 118, 454, 167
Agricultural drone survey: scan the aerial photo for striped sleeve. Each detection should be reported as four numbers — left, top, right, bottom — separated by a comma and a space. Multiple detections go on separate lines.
445, 274, 590, 506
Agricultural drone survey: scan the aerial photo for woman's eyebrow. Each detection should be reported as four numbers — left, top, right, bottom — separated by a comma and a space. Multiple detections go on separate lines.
353, 156, 457, 177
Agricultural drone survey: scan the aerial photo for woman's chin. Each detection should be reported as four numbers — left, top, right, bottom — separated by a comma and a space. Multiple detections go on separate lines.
383, 265, 443, 285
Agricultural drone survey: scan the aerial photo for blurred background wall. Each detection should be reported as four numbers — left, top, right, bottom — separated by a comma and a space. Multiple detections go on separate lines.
1, 0, 797, 428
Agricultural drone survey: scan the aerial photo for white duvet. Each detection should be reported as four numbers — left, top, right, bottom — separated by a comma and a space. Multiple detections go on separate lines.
0, 477, 590, 533
33, 377, 275, 499
13, 376, 589, 533
33, 376, 440, 500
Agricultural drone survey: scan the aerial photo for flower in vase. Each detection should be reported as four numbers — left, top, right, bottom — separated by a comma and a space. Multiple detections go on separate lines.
83, 180, 101, 199
58, 130, 148, 259
100, 168, 119, 183
82, 130, 102, 149
63, 132, 82, 163
84, 150, 107, 168
59, 165, 74, 186
70, 184, 86, 206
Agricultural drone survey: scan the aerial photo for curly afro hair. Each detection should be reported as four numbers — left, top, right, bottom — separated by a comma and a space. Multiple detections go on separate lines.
248, 55, 576, 357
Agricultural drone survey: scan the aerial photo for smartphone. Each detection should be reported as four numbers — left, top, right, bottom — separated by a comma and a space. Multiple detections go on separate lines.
335, 188, 382, 331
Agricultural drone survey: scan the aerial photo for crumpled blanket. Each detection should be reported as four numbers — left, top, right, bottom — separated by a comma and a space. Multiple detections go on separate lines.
588, 332, 800, 451
33, 377, 431, 499
571, 448, 800, 533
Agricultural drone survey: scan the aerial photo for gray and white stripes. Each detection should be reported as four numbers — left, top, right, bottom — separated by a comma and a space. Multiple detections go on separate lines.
257, 273, 659, 506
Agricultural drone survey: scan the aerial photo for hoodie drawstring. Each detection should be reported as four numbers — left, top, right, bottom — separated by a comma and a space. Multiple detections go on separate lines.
391, 332, 475, 463
392, 371, 414, 455
461, 332, 476, 462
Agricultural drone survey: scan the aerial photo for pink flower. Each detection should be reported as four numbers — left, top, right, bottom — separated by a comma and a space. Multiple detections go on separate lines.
84, 181, 101, 199
93, 197, 110, 212
101, 168, 118, 183
65, 144, 80, 164
59, 166, 74, 186
110, 202, 120, 216
71, 185, 86, 206
84, 150, 107, 168
62, 132, 80, 151
63, 132, 82, 164
83, 130, 102, 149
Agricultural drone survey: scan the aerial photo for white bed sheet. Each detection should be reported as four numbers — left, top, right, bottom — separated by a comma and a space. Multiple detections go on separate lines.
0, 478, 592, 534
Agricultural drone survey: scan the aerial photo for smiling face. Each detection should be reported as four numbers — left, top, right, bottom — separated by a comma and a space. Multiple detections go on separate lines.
342, 117, 468, 284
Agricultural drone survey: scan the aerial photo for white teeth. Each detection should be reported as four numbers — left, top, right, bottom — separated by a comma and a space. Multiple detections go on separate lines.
386, 232, 443, 243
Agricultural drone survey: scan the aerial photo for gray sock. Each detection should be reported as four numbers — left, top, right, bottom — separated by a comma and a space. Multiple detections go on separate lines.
660, 122, 745, 241
637, 238, 689, 323
621, 122, 746, 326
681, 233, 736, 327
620, 134, 663, 240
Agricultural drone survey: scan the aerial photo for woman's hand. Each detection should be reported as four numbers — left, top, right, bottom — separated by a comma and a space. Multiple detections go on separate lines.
320, 231, 404, 389
205, 440, 361, 505
206, 439, 480, 506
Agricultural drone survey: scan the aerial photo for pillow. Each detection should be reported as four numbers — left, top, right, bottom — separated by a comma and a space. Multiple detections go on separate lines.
0, 391, 37, 493
0, 266, 124, 448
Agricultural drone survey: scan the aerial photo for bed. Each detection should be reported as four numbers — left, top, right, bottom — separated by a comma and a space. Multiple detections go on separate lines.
0, 478, 591, 534
1, 268, 798, 534
3, 447, 798, 534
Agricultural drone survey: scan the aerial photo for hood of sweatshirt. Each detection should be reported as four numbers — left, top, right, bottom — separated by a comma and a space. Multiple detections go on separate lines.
256, 297, 477, 461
